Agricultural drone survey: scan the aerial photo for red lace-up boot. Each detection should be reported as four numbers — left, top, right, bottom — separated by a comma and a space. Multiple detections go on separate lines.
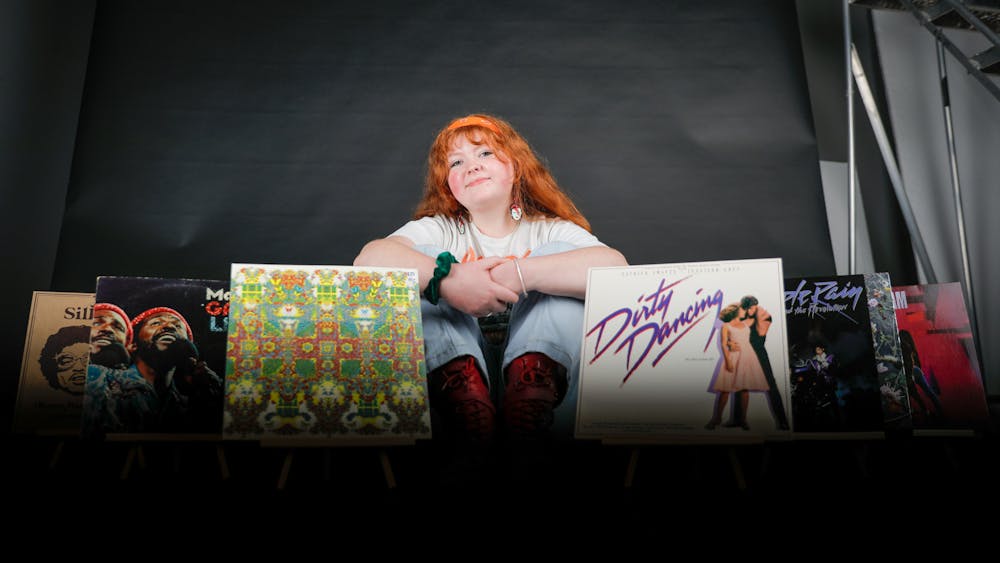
427, 355, 495, 444
502, 352, 568, 438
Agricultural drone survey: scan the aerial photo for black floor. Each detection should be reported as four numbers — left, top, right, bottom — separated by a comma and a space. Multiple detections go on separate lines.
6, 426, 1000, 545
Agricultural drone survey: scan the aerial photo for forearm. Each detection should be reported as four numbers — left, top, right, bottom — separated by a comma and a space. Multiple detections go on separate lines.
516, 246, 628, 299
353, 237, 436, 290
756, 308, 773, 337
355, 237, 518, 312
721, 325, 734, 367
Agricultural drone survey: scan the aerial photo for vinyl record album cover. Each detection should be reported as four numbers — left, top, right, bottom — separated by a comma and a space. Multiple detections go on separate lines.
224, 264, 431, 443
784, 275, 885, 435
863, 273, 912, 430
576, 258, 790, 442
81, 277, 228, 438
13, 292, 95, 434
892, 282, 989, 432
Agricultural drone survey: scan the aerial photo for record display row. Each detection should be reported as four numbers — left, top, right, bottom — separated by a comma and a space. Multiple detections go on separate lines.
12, 259, 990, 444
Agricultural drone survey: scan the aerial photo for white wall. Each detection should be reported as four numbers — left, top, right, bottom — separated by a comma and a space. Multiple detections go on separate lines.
871, 9, 999, 394
819, 159, 876, 276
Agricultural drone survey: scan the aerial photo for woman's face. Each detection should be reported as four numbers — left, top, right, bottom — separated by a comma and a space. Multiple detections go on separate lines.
446, 135, 515, 217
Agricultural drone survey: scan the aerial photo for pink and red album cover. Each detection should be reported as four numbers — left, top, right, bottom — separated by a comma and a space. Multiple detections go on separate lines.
892, 282, 989, 432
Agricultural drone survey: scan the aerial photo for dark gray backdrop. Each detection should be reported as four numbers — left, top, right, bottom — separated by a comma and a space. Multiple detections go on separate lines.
4, 0, 833, 429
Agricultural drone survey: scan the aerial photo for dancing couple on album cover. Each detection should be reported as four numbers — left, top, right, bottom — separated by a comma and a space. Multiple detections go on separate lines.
705, 295, 789, 431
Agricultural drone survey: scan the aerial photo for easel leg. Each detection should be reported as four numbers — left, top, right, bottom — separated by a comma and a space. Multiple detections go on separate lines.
277, 449, 294, 491
728, 447, 746, 491
943, 441, 960, 473
690, 448, 702, 481
48, 440, 65, 471
759, 444, 772, 480
853, 442, 870, 480
625, 447, 640, 488
120, 446, 137, 480
216, 445, 230, 481
379, 449, 396, 489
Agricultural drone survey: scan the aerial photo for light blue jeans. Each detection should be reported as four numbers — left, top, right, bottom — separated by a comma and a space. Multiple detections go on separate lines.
417, 242, 583, 438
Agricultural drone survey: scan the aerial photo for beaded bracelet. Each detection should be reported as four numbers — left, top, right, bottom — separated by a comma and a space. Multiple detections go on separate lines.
423, 251, 458, 305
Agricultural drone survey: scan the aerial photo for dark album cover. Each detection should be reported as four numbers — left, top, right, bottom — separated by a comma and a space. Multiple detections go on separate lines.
81, 277, 229, 438
784, 275, 884, 435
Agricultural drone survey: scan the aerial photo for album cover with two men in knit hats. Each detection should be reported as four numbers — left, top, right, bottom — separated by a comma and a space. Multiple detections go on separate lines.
81, 276, 229, 439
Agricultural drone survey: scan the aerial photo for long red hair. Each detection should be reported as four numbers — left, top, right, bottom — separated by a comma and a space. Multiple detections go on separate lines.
413, 114, 592, 232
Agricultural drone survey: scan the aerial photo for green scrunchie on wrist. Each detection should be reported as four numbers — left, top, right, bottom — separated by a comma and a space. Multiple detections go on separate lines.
423, 251, 458, 305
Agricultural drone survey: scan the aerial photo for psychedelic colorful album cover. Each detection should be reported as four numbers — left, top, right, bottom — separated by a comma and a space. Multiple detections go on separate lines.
81, 277, 229, 438
892, 282, 989, 432
784, 275, 885, 435
13, 291, 95, 434
576, 258, 791, 442
224, 264, 431, 443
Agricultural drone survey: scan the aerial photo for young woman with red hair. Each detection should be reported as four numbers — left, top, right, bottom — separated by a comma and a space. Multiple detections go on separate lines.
355, 114, 627, 445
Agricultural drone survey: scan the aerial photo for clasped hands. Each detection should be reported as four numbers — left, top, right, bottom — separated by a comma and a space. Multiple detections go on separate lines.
439, 256, 526, 318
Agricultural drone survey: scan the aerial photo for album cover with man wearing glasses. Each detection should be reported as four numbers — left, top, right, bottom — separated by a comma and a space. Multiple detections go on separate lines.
13, 291, 95, 434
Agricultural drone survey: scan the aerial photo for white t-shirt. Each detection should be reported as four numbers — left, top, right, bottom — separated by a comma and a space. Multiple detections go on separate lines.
390, 215, 604, 263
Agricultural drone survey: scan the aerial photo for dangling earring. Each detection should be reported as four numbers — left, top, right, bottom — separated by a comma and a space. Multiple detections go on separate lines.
510, 203, 523, 222
457, 215, 466, 234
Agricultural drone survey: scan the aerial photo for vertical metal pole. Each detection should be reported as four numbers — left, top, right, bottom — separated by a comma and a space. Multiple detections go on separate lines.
850, 45, 938, 283
845, 0, 857, 275
935, 41, 983, 363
